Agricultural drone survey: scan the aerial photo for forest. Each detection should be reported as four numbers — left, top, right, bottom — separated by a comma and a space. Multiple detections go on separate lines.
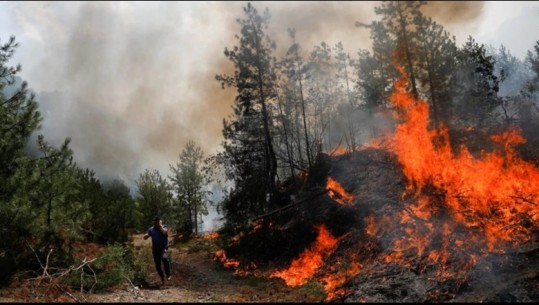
1, 1, 538, 302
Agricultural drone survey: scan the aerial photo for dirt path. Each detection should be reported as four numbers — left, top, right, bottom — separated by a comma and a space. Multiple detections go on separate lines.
84, 234, 325, 302
0, 234, 325, 303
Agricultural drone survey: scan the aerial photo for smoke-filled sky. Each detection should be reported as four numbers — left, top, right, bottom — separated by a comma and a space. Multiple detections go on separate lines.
1, 1, 538, 192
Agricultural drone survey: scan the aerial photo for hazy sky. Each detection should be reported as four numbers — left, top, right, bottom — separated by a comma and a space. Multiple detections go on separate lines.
1, 1, 538, 193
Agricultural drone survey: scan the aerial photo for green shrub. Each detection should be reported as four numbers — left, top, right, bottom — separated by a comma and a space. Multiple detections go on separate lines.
66, 243, 146, 292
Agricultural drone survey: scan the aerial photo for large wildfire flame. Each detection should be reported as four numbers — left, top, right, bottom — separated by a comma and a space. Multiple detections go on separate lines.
215, 64, 539, 301
370, 65, 539, 278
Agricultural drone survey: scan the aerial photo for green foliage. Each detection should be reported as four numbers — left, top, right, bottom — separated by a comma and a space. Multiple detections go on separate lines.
452, 36, 502, 130
94, 179, 135, 244
1, 3, 538, 296
66, 243, 146, 292
355, 0, 459, 127
0, 35, 70, 285
354, 46, 395, 113
215, 2, 279, 228
32, 135, 76, 230
71, 168, 105, 242
374, 1, 425, 97
169, 140, 212, 236
413, 13, 458, 129
136, 168, 173, 229
0, 36, 41, 238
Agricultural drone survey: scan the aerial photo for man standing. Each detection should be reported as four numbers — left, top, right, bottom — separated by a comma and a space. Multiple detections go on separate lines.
143, 216, 171, 285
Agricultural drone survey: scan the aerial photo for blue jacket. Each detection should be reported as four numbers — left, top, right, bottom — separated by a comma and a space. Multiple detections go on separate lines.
147, 225, 168, 249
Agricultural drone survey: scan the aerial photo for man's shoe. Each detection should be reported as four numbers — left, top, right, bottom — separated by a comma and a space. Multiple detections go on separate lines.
160, 276, 165, 285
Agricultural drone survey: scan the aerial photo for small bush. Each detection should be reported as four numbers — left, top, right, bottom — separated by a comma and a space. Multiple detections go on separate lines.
66, 243, 146, 292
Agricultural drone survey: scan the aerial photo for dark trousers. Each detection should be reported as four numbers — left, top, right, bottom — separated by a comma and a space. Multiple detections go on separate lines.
152, 247, 171, 280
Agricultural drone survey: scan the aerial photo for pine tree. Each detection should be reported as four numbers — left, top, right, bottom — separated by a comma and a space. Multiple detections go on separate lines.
97, 179, 134, 244
71, 167, 105, 242
136, 169, 173, 222
413, 13, 458, 129
0, 36, 42, 232
452, 36, 501, 130
375, 1, 424, 98
0, 36, 81, 283
169, 140, 210, 236
354, 20, 399, 113
276, 28, 312, 176
215, 2, 279, 227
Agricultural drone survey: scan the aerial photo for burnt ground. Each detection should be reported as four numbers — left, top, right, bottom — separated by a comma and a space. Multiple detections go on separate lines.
339, 241, 539, 303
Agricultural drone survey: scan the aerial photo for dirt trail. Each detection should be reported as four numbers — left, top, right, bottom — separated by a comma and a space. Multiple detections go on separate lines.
0, 231, 343, 303
0, 234, 325, 303
85, 234, 324, 303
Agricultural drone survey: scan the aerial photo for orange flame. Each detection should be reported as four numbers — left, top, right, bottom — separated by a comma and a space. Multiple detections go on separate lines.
368, 64, 539, 277
213, 249, 240, 269
321, 260, 362, 301
327, 145, 349, 156
226, 64, 539, 300
270, 224, 339, 286
326, 177, 355, 206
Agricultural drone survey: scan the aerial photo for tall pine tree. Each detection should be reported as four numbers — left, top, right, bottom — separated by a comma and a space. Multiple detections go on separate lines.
216, 3, 279, 228
169, 140, 210, 236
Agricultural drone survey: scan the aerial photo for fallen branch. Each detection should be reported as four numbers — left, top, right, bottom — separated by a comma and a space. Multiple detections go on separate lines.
122, 274, 144, 299
19, 242, 98, 302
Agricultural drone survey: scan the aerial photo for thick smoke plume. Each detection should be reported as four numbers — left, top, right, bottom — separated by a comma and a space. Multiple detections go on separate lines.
3, 1, 489, 191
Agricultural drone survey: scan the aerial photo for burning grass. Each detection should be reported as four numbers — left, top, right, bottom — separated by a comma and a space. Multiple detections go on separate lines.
270, 224, 339, 286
